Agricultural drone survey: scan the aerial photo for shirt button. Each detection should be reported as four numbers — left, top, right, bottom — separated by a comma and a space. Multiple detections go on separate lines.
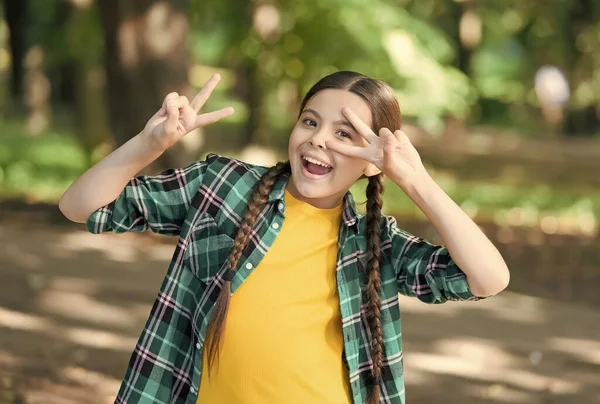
245, 263, 253, 269
272, 223, 279, 229
196, 342, 201, 349
190, 387, 196, 394
278, 203, 284, 211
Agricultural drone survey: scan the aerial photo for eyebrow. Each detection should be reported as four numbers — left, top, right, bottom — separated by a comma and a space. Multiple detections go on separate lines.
303, 108, 357, 132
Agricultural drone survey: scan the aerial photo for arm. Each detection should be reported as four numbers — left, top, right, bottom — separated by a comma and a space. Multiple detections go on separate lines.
59, 132, 162, 223
325, 107, 509, 298
59, 73, 234, 230
398, 172, 509, 297
390, 220, 479, 303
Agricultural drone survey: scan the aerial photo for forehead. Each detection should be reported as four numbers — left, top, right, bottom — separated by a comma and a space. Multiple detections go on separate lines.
304, 89, 372, 128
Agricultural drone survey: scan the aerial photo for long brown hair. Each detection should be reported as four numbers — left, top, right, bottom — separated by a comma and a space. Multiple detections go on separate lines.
205, 71, 401, 403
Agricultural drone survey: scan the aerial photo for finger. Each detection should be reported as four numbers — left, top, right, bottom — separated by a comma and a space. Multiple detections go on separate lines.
341, 107, 378, 143
164, 96, 190, 111
165, 100, 181, 133
394, 130, 410, 145
380, 128, 398, 149
380, 127, 396, 139
194, 107, 235, 127
383, 130, 397, 154
325, 139, 370, 160
159, 92, 179, 116
190, 73, 222, 112
177, 95, 189, 109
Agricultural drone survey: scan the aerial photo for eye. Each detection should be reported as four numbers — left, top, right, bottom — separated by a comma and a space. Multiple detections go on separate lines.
302, 118, 317, 127
337, 130, 352, 139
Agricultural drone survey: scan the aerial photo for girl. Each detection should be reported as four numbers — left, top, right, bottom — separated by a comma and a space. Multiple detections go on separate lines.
59, 71, 510, 404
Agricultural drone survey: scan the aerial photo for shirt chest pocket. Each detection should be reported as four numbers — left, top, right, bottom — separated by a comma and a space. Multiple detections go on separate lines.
184, 214, 235, 284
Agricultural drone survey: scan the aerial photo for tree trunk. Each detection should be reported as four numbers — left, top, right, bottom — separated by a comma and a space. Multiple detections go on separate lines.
449, 0, 474, 77
3, 0, 28, 109
97, 0, 196, 172
235, 59, 269, 146
563, 0, 600, 136
231, 0, 270, 148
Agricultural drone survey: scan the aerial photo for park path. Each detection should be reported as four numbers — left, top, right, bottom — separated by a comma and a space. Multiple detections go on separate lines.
0, 222, 599, 404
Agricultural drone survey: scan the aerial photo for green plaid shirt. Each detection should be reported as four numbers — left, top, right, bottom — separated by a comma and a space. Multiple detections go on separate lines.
87, 153, 480, 404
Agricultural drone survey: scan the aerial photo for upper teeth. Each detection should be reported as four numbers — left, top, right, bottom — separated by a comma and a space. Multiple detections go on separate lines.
303, 156, 331, 168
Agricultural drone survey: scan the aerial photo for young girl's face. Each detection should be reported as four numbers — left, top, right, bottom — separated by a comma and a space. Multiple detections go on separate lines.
286, 89, 378, 209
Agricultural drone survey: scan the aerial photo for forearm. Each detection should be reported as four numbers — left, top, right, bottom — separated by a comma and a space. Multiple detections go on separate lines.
399, 172, 510, 297
59, 131, 163, 223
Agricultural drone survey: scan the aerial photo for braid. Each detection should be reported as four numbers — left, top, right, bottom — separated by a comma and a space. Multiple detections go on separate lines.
365, 173, 385, 404
205, 160, 291, 373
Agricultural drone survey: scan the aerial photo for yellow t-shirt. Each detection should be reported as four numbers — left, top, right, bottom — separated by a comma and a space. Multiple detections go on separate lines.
197, 189, 352, 403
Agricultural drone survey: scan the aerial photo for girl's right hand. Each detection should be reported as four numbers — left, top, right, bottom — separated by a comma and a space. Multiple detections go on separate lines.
142, 73, 235, 152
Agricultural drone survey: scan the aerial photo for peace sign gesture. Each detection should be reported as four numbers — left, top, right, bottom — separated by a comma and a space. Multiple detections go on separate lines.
143, 73, 235, 152
324, 107, 426, 188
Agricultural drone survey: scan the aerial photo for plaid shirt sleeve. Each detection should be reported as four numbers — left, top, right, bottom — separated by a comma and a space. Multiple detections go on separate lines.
86, 159, 208, 236
385, 216, 482, 303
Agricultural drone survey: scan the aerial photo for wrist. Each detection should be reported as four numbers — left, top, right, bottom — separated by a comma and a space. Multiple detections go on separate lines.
392, 169, 432, 195
137, 129, 167, 156
400, 170, 438, 202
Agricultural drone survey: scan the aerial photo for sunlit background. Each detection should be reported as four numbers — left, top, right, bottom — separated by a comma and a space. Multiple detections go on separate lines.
0, 0, 599, 403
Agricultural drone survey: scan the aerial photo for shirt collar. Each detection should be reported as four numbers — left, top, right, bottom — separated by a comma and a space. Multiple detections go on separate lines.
269, 172, 359, 229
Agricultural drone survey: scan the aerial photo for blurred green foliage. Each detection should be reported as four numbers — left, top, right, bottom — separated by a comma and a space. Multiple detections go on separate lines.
4, 0, 600, 136
1, 118, 598, 234
0, 121, 85, 201
0, 0, 599, 231
185, 0, 600, 137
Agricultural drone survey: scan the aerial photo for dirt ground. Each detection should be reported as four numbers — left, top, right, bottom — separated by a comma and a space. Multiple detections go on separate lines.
0, 221, 599, 404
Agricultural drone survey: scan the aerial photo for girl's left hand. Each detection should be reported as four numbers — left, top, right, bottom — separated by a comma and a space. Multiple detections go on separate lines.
325, 107, 427, 188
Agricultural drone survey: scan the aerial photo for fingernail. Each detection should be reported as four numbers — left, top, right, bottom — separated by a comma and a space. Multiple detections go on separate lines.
168, 102, 175, 107
158, 108, 166, 116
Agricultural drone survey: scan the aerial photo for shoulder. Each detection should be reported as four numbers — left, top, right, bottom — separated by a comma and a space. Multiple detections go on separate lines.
355, 212, 403, 239
201, 153, 274, 193
204, 153, 271, 179
198, 154, 274, 216
353, 213, 423, 269
193, 154, 282, 234
354, 213, 421, 256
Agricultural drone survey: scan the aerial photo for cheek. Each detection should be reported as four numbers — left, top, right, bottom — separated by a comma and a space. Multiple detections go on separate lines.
288, 131, 299, 151
289, 127, 304, 146
335, 155, 368, 178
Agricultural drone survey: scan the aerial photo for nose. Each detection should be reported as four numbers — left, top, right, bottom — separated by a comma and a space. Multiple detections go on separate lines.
309, 128, 330, 149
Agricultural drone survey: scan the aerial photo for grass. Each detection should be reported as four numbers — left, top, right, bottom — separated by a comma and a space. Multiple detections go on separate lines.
0, 119, 597, 235
0, 120, 88, 201
351, 176, 598, 225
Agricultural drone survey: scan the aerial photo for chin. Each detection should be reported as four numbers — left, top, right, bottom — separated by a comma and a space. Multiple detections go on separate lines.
289, 158, 342, 200
293, 180, 327, 199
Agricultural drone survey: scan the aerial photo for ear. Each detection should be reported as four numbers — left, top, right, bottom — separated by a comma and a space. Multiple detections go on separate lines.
363, 163, 381, 177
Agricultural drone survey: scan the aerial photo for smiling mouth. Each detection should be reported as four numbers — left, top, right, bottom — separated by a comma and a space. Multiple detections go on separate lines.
301, 155, 333, 176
